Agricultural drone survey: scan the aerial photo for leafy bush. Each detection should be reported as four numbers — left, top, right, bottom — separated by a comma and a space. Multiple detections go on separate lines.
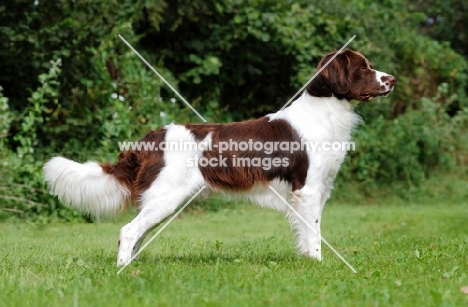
338, 83, 468, 189
138, 0, 468, 120
0, 61, 75, 222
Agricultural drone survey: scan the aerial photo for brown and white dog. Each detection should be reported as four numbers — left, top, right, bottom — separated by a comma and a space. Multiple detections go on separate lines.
44, 49, 395, 266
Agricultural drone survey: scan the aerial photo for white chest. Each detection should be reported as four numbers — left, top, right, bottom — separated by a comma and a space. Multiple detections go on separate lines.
275, 93, 360, 144
271, 93, 361, 185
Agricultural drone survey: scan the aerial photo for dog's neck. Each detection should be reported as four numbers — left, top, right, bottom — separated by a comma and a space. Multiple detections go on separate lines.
305, 79, 360, 108
267, 92, 359, 134
298, 91, 353, 111
306, 74, 335, 98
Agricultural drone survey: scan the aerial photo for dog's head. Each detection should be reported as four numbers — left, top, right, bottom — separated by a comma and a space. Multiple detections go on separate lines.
307, 49, 395, 102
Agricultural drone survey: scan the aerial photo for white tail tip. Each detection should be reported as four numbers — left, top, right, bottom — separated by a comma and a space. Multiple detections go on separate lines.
44, 157, 130, 219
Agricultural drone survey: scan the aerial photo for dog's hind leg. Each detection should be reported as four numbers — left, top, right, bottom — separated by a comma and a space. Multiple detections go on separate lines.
117, 180, 203, 267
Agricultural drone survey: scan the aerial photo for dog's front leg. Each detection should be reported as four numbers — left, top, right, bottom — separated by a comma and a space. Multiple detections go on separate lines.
290, 187, 322, 260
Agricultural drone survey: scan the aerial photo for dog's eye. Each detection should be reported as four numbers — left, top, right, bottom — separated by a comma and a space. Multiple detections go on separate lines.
360, 67, 367, 71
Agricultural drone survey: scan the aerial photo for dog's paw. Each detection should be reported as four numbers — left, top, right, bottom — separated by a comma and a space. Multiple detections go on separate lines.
117, 257, 131, 267
301, 249, 322, 261
117, 251, 133, 267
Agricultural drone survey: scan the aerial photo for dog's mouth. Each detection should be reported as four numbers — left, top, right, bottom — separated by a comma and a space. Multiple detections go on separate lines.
359, 90, 392, 101
378, 90, 392, 97
359, 94, 372, 101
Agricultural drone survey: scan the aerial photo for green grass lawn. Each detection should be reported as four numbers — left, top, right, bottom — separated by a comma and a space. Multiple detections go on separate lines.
1, 201, 468, 307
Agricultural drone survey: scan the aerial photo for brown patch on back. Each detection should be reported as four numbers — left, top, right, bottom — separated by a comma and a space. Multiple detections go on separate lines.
133, 129, 167, 195
101, 151, 140, 197
185, 117, 309, 191
102, 128, 167, 204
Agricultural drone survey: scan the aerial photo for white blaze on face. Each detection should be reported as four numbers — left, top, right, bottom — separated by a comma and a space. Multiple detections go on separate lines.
374, 70, 394, 92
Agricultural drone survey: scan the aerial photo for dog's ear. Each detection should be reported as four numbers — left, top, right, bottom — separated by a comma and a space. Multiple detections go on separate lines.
319, 51, 351, 95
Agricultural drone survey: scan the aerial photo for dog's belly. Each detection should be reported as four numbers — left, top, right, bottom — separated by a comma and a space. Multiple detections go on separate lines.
203, 178, 293, 213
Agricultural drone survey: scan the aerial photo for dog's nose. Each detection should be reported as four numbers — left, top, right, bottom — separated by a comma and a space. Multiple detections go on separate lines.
382, 75, 395, 86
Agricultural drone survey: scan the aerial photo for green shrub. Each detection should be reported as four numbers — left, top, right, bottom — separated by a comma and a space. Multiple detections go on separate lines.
0, 61, 76, 222
138, 0, 468, 121
338, 83, 468, 189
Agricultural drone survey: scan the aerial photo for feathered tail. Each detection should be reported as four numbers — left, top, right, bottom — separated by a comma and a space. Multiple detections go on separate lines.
43, 157, 131, 218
